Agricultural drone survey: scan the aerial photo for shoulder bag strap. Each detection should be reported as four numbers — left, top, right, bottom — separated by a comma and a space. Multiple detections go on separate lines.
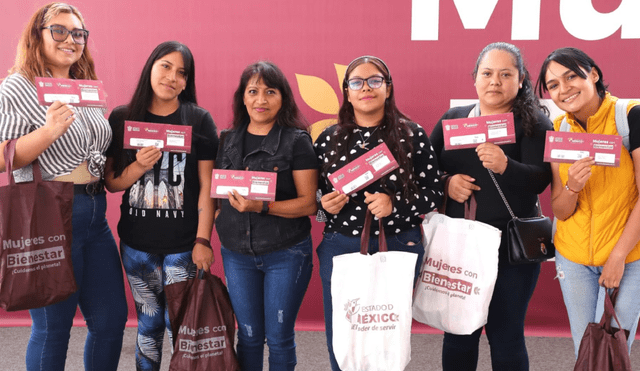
615, 99, 630, 152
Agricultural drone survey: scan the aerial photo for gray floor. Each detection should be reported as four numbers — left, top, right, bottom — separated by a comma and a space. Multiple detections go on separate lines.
0, 326, 637, 370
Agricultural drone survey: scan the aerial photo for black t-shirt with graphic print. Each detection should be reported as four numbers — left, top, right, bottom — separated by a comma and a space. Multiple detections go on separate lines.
314, 121, 443, 237
108, 104, 218, 254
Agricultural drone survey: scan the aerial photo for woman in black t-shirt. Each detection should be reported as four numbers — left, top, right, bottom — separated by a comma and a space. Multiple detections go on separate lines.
104, 41, 218, 371
214, 61, 317, 370
430, 42, 552, 371
314, 55, 443, 371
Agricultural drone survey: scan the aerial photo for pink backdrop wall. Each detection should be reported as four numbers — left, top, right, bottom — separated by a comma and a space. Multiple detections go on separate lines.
1, 0, 639, 336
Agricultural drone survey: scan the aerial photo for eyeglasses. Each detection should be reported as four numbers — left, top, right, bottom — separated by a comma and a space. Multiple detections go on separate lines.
42, 25, 89, 45
347, 76, 385, 90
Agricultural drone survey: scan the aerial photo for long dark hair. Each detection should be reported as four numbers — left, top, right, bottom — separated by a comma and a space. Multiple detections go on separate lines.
127, 41, 197, 121
473, 42, 548, 137
323, 55, 418, 199
110, 41, 197, 177
231, 61, 307, 131
536, 47, 608, 99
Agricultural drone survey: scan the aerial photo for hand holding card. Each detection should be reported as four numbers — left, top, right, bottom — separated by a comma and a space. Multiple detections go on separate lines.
329, 143, 399, 195
544, 131, 621, 167
135, 146, 163, 171
211, 169, 276, 201
36, 77, 107, 108
123, 121, 192, 153
442, 112, 515, 150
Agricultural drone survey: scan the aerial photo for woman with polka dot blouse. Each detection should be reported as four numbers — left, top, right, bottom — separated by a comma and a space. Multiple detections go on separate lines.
314, 55, 443, 371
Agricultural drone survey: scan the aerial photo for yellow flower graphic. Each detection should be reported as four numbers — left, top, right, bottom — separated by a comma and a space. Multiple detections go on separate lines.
295, 63, 347, 141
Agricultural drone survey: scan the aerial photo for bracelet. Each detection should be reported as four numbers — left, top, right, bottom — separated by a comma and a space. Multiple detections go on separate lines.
564, 184, 579, 194
194, 237, 211, 249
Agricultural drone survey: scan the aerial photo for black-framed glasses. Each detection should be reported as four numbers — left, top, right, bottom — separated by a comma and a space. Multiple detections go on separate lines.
42, 25, 89, 45
347, 76, 385, 90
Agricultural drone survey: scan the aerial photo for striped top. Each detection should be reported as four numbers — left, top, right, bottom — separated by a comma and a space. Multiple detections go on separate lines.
0, 73, 112, 181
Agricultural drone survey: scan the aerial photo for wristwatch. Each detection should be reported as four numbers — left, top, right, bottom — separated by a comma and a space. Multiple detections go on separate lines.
260, 201, 269, 216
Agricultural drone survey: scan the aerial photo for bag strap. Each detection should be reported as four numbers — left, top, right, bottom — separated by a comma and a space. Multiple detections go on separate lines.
360, 210, 388, 255
464, 193, 478, 220
488, 169, 517, 219
3, 139, 17, 185
441, 174, 479, 220
559, 116, 570, 133
615, 99, 630, 152
560, 100, 630, 152
3, 139, 44, 185
197, 269, 206, 280
488, 169, 543, 219
600, 288, 624, 333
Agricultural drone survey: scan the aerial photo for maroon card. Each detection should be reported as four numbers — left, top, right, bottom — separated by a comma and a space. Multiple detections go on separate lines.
544, 131, 621, 167
329, 142, 399, 195
211, 169, 277, 201
35, 77, 107, 108
442, 112, 515, 150
123, 121, 192, 154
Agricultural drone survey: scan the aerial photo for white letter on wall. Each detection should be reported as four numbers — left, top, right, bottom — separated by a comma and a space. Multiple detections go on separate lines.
512, 0, 541, 40
411, 0, 499, 41
452, 0, 499, 29
560, 0, 640, 40
411, 0, 439, 40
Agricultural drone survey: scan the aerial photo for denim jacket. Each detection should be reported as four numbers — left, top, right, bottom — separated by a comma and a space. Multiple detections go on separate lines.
214, 122, 312, 255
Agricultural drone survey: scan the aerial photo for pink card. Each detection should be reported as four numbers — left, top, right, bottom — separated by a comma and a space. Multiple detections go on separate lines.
442, 112, 515, 150
35, 77, 107, 108
329, 142, 399, 195
544, 131, 621, 167
211, 169, 277, 201
123, 121, 192, 154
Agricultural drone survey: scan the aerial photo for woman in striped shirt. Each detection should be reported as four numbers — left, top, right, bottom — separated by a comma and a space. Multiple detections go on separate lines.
0, 3, 127, 370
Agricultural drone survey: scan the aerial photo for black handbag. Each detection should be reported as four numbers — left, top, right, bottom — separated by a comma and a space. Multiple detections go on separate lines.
488, 170, 555, 264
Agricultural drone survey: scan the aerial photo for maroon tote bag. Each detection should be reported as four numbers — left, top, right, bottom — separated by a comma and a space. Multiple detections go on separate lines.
0, 139, 76, 311
166, 269, 240, 371
574, 288, 632, 371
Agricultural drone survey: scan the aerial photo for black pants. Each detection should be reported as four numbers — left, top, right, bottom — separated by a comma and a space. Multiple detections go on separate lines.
442, 261, 541, 371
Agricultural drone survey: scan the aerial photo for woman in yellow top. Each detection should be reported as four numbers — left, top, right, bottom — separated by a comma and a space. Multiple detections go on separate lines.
537, 47, 640, 357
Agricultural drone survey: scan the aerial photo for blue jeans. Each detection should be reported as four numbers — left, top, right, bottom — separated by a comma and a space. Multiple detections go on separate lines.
317, 227, 424, 371
442, 261, 540, 371
221, 235, 313, 371
555, 251, 640, 357
26, 193, 128, 371
120, 243, 196, 371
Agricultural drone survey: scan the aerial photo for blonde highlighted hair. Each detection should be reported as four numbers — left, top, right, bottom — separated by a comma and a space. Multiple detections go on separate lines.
10, 2, 97, 82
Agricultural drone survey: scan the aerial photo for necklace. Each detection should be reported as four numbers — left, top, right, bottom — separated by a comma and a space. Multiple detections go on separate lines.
355, 126, 380, 150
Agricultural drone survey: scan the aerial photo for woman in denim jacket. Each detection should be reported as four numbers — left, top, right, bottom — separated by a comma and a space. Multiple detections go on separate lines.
215, 61, 317, 371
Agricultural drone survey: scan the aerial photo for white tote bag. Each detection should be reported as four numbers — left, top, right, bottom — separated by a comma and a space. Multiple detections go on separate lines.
332, 212, 417, 371
413, 195, 501, 335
